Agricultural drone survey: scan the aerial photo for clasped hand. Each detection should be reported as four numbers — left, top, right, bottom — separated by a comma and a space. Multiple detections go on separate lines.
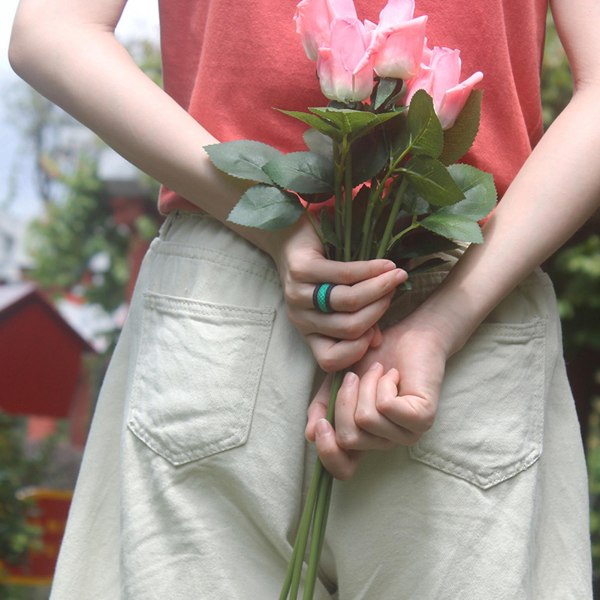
272, 218, 451, 480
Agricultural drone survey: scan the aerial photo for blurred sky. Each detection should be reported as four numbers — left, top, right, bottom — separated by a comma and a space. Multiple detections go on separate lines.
0, 0, 160, 222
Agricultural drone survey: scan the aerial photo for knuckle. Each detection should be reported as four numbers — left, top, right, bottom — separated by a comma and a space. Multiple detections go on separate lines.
317, 354, 338, 373
344, 319, 367, 340
343, 293, 362, 313
375, 394, 396, 415
336, 430, 360, 450
354, 409, 376, 430
338, 263, 356, 284
287, 260, 307, 283
415, 403, 436, 432
284, 285, 302, 306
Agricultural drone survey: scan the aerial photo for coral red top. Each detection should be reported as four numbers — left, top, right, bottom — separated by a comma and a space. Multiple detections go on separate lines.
157, 0, 548, 214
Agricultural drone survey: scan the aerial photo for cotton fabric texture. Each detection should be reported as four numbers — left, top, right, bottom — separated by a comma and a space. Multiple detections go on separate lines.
158, 0, 547, 213
50, 212, 592, 599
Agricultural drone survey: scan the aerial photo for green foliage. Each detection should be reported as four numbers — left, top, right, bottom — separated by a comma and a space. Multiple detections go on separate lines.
263, 152, 334, 194
551, 236, 600, 352
210, 82, 493, 261
228, 184, 304, 230
406, 90, 443, 158
439, 90, 482, 165
0, 413, 57, 592
26, 160, 131, 313
204, 140, 282, 184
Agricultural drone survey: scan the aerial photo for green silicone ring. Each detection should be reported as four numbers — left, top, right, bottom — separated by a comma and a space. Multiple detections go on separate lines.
314, 283, 335, 313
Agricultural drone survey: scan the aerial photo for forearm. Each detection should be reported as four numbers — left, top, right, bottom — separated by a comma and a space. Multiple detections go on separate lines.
419, 87, 600, 354
8, 0, 283, 256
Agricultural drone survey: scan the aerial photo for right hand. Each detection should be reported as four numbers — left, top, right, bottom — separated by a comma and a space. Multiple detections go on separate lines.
269, 217, 407, 372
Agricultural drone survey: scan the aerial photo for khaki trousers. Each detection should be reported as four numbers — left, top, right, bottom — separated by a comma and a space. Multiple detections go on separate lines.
51, 212, 592, 599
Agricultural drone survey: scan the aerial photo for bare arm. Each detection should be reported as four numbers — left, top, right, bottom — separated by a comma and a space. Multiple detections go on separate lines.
307, 0, 600, 478
421, 0, 600, 352
9, 0, 407, 371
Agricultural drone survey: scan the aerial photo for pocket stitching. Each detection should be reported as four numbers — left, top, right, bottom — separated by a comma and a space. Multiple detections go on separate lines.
408, 319, 546, 489
127, 292, 275, 465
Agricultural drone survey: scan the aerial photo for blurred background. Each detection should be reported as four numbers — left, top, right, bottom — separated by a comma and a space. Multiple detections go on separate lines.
0, 4, 599, 599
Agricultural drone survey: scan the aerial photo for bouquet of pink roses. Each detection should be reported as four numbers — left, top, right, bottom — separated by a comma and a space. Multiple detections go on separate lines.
206, 0, 495, 597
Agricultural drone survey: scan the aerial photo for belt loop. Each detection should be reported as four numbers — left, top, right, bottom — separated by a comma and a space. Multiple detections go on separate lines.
158, 211, 178, 240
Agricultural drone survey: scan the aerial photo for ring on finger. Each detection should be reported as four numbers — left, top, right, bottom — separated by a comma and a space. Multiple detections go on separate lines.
313, 283, 336, 313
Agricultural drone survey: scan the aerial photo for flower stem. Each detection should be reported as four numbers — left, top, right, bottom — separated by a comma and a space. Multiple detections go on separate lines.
281, 460, 323, 599
303, 469, 334, 599
343, 147, 353, 262
300, 370, 343, 598
376, 177, 408, 259
386, 218, 420, 252
333, 143, 344, 261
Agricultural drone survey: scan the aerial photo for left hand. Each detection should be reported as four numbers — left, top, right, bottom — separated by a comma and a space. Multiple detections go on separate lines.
305, 312, 452, 479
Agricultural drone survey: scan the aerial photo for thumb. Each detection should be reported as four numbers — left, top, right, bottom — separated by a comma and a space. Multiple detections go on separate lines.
305, 375, 331, 441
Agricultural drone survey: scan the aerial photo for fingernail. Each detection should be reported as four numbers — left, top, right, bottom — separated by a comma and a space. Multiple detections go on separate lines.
368, 361, 382, 372
316, 419, 330, 437
343, 371, 358, 386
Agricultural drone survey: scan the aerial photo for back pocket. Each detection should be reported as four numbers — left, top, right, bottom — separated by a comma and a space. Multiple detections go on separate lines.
409, 319, 546, 489
127, 292, 275, 466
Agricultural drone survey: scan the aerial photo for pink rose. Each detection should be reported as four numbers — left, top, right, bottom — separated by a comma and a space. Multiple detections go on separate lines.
405, 46, 483, 129
294, 0, 358, 61
317, 18, 374, 102
356, 0, 427, 80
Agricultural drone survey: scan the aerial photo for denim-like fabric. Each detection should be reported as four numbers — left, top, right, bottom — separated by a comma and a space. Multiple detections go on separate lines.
50, 213, 592, 599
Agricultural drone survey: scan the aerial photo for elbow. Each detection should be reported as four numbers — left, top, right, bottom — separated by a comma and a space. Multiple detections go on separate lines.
8, 5, 65, 84
8, 10, 41, 80
8, 24, 26, 79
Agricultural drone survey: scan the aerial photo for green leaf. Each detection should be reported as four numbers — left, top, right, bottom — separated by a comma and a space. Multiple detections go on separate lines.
205, 140, 282, 184
351, 130, 388, 186
401, 185, 430, 216
263, 151, 334, 194
439, 90, 483, 165
420, 213, 484, 243
407, 90, 444, 158
384, 112, 410, 157
309, 107, 401, 140
278, 109, 341, 139
227, 184, 303, 230
303, 128, 333, 159
403, 156, 464, 206
373, 78, 402, 111
319, 207, 340, 249
441, 164, 497, 220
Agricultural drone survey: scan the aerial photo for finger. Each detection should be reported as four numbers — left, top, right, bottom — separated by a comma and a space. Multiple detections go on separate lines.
335, 367, 395, 451
302, 268, 406, 312
314, 419, 361, 480
307, 329, 376, 373
299, 293, 394, 340
370, 325, 383, 348
376, 390, 437, 435
351, 367, 420, 446
305, 375, 332, 442
375, 368, 438, 435
294, 257, 397, 287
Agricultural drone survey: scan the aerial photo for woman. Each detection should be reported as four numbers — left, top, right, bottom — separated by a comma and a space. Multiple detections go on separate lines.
9, 0, 597, 597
